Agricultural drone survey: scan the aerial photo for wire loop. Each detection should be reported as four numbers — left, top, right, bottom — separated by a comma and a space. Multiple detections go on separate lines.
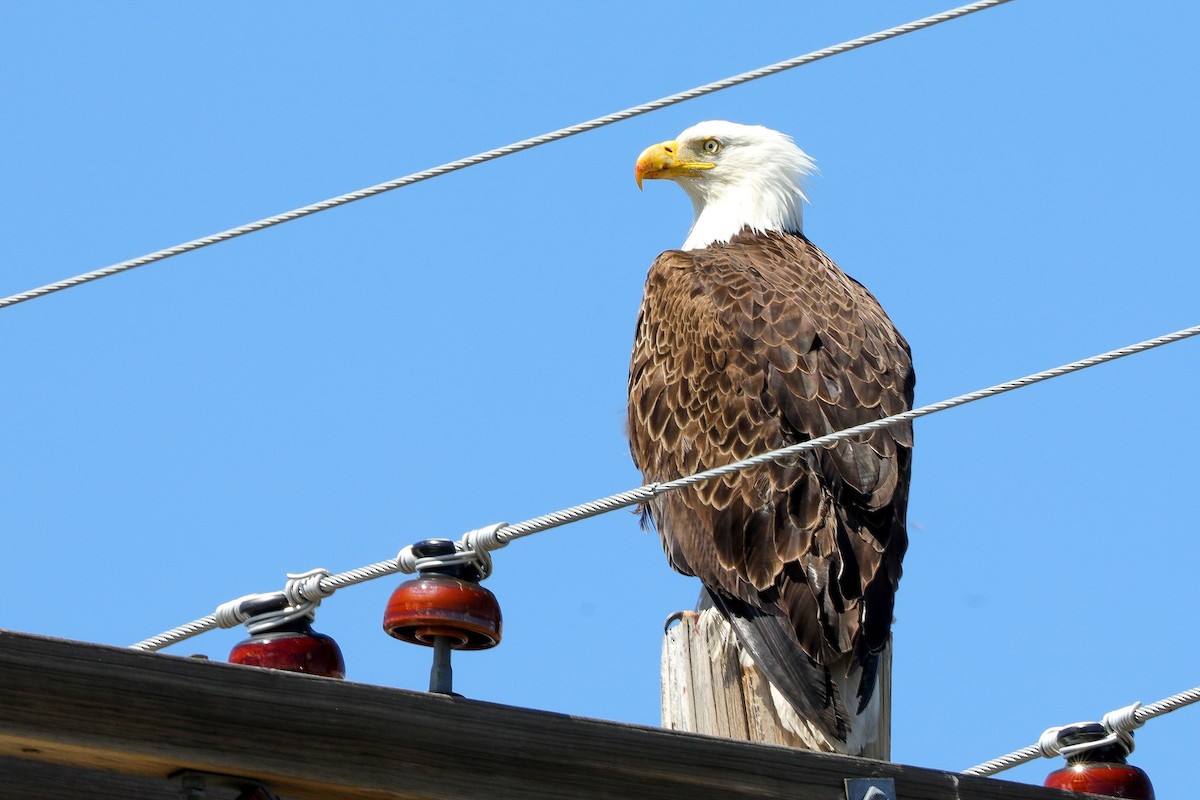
394, 523, 509, 579
1104, 701, 1145, 737
235, 568, 335, 634
460, 522, 509, 579
1037, 727, 1064, 759
285, 567, 335, 605
214, 594, 263, 629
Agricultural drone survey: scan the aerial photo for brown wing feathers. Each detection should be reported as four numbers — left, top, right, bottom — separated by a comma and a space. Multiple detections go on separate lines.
628, 229, 914, 726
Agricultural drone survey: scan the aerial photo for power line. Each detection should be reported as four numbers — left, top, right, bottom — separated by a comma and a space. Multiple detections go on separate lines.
1, 0, 1016, 311
131, 319, 1200, 653
965, 688, 1200, 776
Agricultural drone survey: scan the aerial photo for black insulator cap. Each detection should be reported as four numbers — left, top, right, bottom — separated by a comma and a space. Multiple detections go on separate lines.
412, 539, 457, 558
1058, 723, 1132, 763
238, 594, 290, 618
411, 538, 482, 582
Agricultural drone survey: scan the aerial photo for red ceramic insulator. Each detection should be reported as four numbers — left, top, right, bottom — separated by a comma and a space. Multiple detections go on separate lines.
1044, 724, 1155, 800
229, 624, 346, 679
1045, 763, 1155, 800
383, 572, 502, 650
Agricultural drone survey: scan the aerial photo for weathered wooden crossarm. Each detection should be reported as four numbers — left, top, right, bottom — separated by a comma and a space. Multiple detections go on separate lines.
0, 629, 1076, 800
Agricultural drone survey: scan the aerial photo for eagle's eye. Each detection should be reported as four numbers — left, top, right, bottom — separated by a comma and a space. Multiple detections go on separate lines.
702, 138, 721, 155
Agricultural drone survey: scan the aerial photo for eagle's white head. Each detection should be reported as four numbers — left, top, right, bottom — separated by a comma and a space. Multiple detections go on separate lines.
635, 120, 816, 251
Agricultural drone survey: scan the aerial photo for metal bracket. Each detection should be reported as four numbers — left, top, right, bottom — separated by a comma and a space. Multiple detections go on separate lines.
171, 769, 282, 800
846, 777, 897, 800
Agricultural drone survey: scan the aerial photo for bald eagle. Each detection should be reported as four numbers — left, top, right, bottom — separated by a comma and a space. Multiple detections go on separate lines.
628, 121, 914, 750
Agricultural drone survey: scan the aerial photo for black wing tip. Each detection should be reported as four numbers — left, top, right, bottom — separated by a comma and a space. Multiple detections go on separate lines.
853, 651, 880, 715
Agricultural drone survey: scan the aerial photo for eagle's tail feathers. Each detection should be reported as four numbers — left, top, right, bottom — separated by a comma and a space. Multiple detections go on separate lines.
701, 587, 851, 741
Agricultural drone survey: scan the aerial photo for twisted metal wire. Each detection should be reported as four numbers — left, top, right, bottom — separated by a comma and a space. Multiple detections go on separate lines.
965, 687, 1200, 777
128, 559, 406, 651
1139, 686, 1200, 721
1, 0, 1015, 310
130, 321, 1200, 653
133, 616, 220, 652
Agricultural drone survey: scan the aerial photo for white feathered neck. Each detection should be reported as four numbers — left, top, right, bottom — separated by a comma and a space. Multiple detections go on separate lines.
671, 121, 816, 251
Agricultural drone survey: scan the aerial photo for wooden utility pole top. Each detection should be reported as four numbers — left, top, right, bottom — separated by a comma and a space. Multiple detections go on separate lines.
0, 628, 1073, 800
662, 608, 891, 758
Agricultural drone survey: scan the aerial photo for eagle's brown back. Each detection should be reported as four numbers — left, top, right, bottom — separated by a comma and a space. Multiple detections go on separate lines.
628, 228, 914, 673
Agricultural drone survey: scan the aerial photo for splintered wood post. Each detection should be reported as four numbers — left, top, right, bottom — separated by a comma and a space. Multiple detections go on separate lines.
662, 607, 891, 759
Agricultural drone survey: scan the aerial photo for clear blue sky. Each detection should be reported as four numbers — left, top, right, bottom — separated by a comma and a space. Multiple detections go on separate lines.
3, 0, 1199, 794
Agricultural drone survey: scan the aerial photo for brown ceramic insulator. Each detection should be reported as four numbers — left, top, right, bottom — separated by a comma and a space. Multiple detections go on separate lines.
1045, 763, 1155, 799
383, 573, 502, 650
1044, 724, 1155, 800
228, 626, 346, 679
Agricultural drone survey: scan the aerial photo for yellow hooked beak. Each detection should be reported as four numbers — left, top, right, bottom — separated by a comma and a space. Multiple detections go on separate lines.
634, 139, 715, 189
